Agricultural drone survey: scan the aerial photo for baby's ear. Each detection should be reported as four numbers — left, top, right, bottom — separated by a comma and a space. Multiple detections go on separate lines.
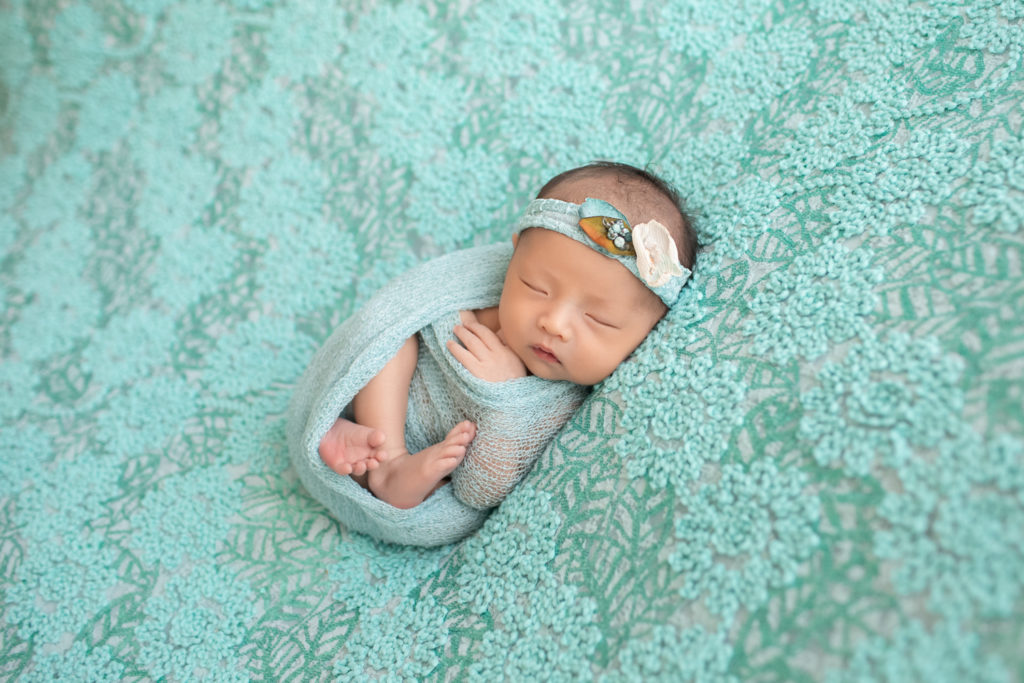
511, 232, 519, 248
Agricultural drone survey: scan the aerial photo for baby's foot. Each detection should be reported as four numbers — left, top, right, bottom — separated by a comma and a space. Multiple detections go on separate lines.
368, 421, 476, 509
318, 418, 387, 476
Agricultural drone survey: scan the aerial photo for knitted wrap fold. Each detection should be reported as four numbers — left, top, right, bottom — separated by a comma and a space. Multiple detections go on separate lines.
286, 243, 586, 546
415, 308, 587, 509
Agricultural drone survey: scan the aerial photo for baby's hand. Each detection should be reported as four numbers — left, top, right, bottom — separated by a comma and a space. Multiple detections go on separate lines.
447, 311, 527, 382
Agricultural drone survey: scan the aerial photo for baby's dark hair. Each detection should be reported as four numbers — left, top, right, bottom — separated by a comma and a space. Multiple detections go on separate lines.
537, 161, 699, 270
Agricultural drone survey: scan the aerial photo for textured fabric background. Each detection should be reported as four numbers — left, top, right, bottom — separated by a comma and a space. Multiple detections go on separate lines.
1, 0, 1022, 680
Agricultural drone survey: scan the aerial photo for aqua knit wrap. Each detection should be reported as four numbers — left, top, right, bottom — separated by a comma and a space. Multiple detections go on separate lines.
286, 243, 587, 546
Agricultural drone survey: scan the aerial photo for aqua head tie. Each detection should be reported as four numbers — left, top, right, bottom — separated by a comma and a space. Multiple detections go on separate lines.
517, 197, 691, 307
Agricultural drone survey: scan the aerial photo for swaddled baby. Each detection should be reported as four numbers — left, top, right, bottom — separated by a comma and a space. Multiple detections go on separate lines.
317, 162, 698, 512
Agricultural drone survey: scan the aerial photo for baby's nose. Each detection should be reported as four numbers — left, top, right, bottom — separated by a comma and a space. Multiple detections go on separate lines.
538, 306, 570, 339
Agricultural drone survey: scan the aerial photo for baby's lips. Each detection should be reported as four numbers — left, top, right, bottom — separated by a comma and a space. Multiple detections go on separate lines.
531, 344, 559, 364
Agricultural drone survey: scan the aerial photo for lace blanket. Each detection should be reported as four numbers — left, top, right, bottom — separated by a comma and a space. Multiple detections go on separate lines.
1, 0, 1021, 680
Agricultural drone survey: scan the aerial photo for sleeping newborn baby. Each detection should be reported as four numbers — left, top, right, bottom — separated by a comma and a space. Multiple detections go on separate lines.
317, 161, 698, 512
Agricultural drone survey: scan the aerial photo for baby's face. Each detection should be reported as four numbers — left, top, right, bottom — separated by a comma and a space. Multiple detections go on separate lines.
498, 228, 666, 386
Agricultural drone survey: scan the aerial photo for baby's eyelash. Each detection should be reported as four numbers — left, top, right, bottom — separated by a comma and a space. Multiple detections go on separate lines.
587, 313, 618, 328
521, 278, 545, 294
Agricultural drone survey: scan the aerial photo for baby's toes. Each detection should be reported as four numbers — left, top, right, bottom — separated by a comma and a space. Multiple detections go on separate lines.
329, 460, 353, 476
441, 443, 468, 463
367, 429, 386, 449
446, 420, 476, 445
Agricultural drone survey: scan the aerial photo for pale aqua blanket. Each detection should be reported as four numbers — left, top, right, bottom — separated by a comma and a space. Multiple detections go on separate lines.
2, 0, 1022, 680
287, 243, 585, 546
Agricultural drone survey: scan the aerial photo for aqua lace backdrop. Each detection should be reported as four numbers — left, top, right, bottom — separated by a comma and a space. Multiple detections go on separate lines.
1, 0, 1022, 679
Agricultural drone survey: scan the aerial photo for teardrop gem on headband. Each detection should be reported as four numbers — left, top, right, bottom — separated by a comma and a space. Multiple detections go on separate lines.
577, 197, 636, 256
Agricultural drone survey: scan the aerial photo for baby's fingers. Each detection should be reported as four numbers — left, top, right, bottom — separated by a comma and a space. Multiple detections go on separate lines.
452, 322, 493, 356
459, 320, 505, 351
447, 338, 480, 371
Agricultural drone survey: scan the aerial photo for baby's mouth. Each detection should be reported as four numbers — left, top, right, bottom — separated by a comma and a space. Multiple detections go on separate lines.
531, 345, 559, 364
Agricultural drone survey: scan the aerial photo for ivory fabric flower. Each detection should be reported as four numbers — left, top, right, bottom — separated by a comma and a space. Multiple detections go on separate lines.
633, 219, 685, 287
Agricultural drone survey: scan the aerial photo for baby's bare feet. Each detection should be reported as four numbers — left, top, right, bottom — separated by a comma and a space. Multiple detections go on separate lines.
318, 418, 387, 476
368, 421, 477, 509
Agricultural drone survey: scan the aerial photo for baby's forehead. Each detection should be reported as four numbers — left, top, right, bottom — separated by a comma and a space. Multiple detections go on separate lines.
516, 228, 659, 307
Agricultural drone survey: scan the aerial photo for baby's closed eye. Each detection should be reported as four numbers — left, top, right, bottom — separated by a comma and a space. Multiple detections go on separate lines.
586, 312, 619, 329
520, 277, 546, 294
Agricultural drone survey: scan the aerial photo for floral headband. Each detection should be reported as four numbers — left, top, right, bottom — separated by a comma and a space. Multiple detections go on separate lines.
517, 197, 691, 307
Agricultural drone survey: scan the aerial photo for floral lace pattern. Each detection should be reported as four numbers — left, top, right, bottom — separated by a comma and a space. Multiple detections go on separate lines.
1, 0, 1021, 679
